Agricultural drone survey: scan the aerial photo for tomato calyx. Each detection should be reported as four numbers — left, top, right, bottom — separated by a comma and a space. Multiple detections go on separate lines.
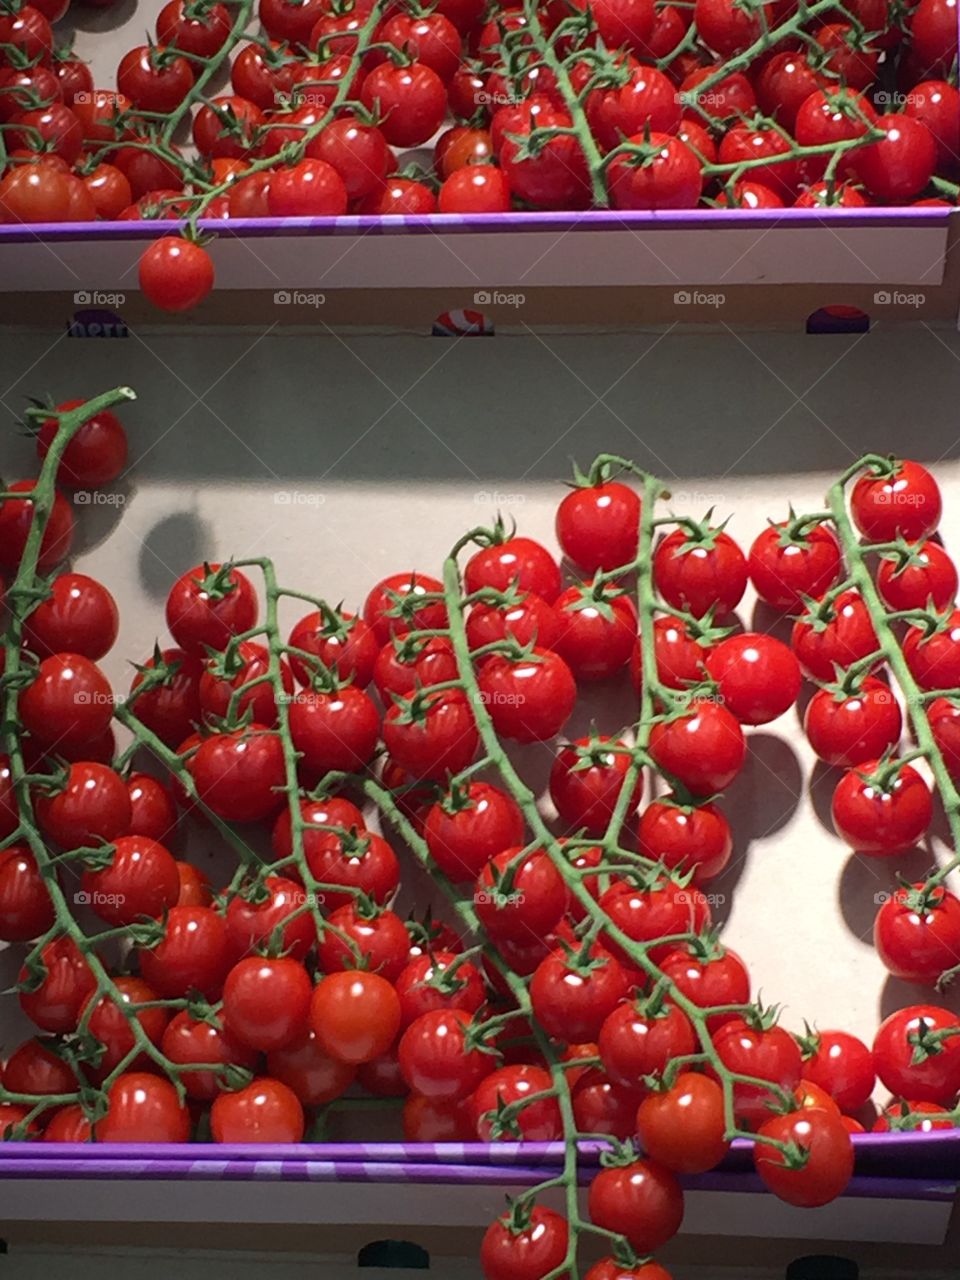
387, 683, 462, 725
774, 506, 836, 549
908, 1016, 960, 1065
854, 750, 923, 797
738, 999, 785, 1035
380, 572, 446, 630
879, 534, 943, 580
564, 729, 635, 774
130, 642, 186, 696
597, 1135, 647, 1170
857, 453, 903, 483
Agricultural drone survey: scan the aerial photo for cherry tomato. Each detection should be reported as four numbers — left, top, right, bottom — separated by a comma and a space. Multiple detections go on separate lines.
474, 846, 568, 944
648, 701, 745, 795
311, 970, 401, 1064
850, 459, 942, 542
423, 780, 525, 883
0, 480, 74, 572
97, 1072, 190, 1143
875, 883, 960, 984
35, 761, 131, 848
851, 115, 937, 202
877, 540, 957, 611
395, 949, 485, 1028
360, 60, 447, 146
531, 945, 631, 1042
654, 524, 747, 618
904, 607, 960, 690
598, 995, 696, 1088
711, 1017, 803, 1126
480, 1206, 569, 1280
586, 1262, 672, 1280
465, 535, 561, 604
288, 686, 381, 773
128, 647, 203, 747
19, 937, 95, 1033
3, 1036, 75, 1096
554, 583, 637, 681
161, 1011, 258, 1100
748, 520, 843, 612
267, 1029, 357, 1107
803, 677, 902, 768
80, 834, 180, 926
636, 1072, 729, 1173
791, 590, 878, 681
211, 1076, 305, 1142
831, 758, 932, 855
138, 905, 233, 999
755, 1108, 854, 1206
469, 1063, 562, 1140
608, 131, 702, 209
873, 1099, 956, 1132
0, 847, 54, 943
139, 238, 214, 313
199, 639, 293, 727
82, 976, 170, 1077
317, 903, 410, 981
904, 81, 960, 167
600, 874, 710, 965
223, 956, 313, 1052
637, 797, 732, 881
556, 479, 640, 573
704, 632, 801, 725
157, 0, 232, 56
225, 875, 316, 961
800, 1028, 875, 1113
550, 736, 642, 835
19, 652, 114, 753
189, 726, 286, 823
588, 1158, 683, 1253
499, 97, 590, 209
267, 158, 349, 216
363, 571, 446, 644
476, 648, 577, 743
929, 697, 960, 782
383, 690, 478, 780
288, 608, 378, 688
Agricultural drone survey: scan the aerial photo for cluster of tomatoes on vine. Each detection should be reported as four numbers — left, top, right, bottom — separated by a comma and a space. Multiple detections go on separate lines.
0, 0, 957, 312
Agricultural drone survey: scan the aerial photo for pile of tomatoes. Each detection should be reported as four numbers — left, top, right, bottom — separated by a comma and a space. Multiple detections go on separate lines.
0, 0, 957, 310
4, 397, 960, 1280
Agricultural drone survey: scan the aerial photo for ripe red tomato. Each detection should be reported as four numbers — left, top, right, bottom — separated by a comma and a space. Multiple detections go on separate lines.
591, 0, 655, 50
499, 98, 590, 209
0, 162, 95, 223
465, 591, 559, 653
531, 944, 631, 1042
637, 797, 732, 881
317, 903, 409, 981
598, 995, 696, 1087
799, 1028, 875, 1113
19, 937, 95, 1032
465, 535, 561, 603
139, 905, 233, 998
904, 608, 960, 690
199, 640, 293, 727
288, 686, 381, 773
97, 1072, 190, 1143
554, 583, 637, 681
0, 480, 74, 572
711, 1017, 804, 1126
383, 689, 478, 780
438, 165, 512, 212
929, 697, 960, 782
36, 761, 131, 848
37, 401, 127, 489
398, 1007, 491, 1099
23, 573, 118, 659
469, 1063, 562, 1141
395, 949, 485, 1028
189, 726, 286, 823
586, 1262, 672, 1280
176, 861, 211, 906
267, 158, 349, 216
223, 956, 313, 1052
211, 1077, 305, 1142
311, 970, 401, 1064
755, 51, 821, 131
267, 1029, 357, 1106
648, 701, 745, 795
607, 131, 702, 209
704, 632, 801, 725
694, 0, 776, 53
435, 124, 493, 178
600, 874, 710, 965
905, 81, 960, 167
192, 95, 263, 160
363, 571, 446, 644
139, 237, 215, 313
831, 758, 932, 855
851, 115, 937, 201
3, 1036, 75, 1097
794, 88, 878, 163
474, 846, 568, 943
167, 563, 258, 654
157, 0, 232, 55
877, 540, 957, 611
755, 1108, 854, 1206
873, 1099, 955, 1132
587, 61, 681, 149
288, 608, 378, 688
791, 590, 879, 681
0, 846, 54, 942
0, 6, 54, 63
588, 1158, 683, 1253
19, 652, 114, 753
747, 519, 842, 611
357, 176, 438, 214
636, 1072, 729, 1173
654, 524, 747, 618
550, 736, 642, 835
373, 635, 457, 701
117, 45, 194, 112
161, 1011, 258, 1100
226, 875, 315, 961
423, 780, 525, 883
875, 883, 960, 984
360, 60, 447, 146
850, 459, 942, 542
480, 1206, 569, 1280
129, 646, 203, 747
555, 479, 640, 573
476, 648, 577, 743
803, 677, 902, 768
82, 976, 170, 1077
81, 834, 180, 926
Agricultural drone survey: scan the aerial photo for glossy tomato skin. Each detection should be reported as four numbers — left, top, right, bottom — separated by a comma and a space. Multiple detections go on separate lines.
465, 592, 559, 654
704, 632, 801, 725
637, 797, 732, 881
211, 1077, 305, 1142
423, 781, 525, 883
37, 402, 128, 489
199, 640, 293, 727
189, 727, 286, 823
804, 677, 902, 768
118, 46, 194, 113
791, 590, 879, 681
288, 609, 378, 688
748, 520, 842, 611
360, 61, 447, 146
469, 1064, 562, 1141
607, 131, 701, 209
851, 115, 937, 201
23, 573, 119, 659
80, 834, 180, 926
311, 970, 401, 1065
395, 949, 485, 1028
555, 481, 640, 573
711, 1018, 804, 1127
383, 690, 478, 781
19, 652, 113, 753
0, 481, 74, 572
636, 1072, 729, 1174
530, 946, 631, 1042
474, 846, 568, 944
128, 647, 203, 747
588, 1159, 684, 1253
904, 609, 960, 691
598, 996, 696, 1087
223, 956, 313, 1053
648, 702, 745, 795
267, 1029, 357, 1107
875, 884, 960, 984
166, 564, 258, 654
877, 541, 957, 611
82, 976, 170, 1078
476, 649, 577, 743
654, 526, 747, 617
398, 1008, 489, 1100
97, 1072, 191, 1143
554, 585, 637, 681
800, 1028, 875, 1113
363, 571, 446, 644
873, 1005, 960, 1104
267, 159, 349, 216
139, 905, 233, 999
586, 1262, 672, 1280
549, 737, 642, 836
850, 460, 942, 542
225, 875, 315, 961
161, 1011, 258, 1100
317, 904, 410, 981
35, 761, 131, 848
755, 1108, 854, 1206
288, 686, 381, 773
18, 937, 94, 1032
465, 536, 561, 603
929, 697, 960, 782
480, 1206, 569, 1280
831, 759, 932, 855
157, 0, 232, 56
139, 237, 214, 313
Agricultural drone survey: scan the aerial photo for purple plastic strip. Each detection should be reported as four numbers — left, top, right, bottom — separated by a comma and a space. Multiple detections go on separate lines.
0, 206, 952, 244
